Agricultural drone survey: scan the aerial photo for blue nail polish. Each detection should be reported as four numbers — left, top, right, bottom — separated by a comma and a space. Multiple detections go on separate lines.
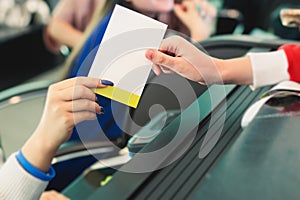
100, 106, 105, 114
101, 80, 114, 86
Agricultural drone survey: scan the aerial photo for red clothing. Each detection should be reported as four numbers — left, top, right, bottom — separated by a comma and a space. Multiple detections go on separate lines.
278, 44, 300, 83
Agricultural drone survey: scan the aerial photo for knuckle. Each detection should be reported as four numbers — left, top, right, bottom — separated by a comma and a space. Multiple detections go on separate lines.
74, 76, 84, 84
48, 84, 56, 93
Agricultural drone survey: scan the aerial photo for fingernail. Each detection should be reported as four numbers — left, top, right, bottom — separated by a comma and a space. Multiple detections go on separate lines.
95, 104, 100, 114
101, 80, 114, 86
146, 50, 154, 60
149, 51, 154, 60
100, 106, 105, 114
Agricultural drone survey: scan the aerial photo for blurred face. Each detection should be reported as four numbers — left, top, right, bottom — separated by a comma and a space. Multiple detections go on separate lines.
127, 0, 175, 14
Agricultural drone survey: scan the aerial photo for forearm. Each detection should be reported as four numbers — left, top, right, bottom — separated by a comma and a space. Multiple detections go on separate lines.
214, 49, 293, 89
213, 56, 253, 85
22, 127, 58, 173
47, 18, 83, 48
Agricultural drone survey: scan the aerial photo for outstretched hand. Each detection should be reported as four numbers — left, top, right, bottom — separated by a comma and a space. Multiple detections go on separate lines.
145, 36, 223, 85
22, 77, 111, 172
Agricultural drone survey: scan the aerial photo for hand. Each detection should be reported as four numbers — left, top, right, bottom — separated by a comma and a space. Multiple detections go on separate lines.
40, 190, 70, 200
174, 0, 217, 41
22, 77, 112, 172
145, 36, 223, 85
36, 77, 108, 147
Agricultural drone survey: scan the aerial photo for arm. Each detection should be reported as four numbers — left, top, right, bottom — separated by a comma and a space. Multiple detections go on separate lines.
278, 44, 300, 83
47, 18, 83, 48
145, 36, 252, 85
145, 36, 299, 88
45, 0, 84, 49
0, 77, 112, 199
22, 77, 109, 172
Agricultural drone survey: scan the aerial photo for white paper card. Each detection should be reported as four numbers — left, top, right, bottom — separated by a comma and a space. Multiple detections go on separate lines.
88, 5, 167, 108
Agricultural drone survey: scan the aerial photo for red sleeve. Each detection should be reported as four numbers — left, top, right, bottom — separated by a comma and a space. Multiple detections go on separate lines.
278, 44, 300, 83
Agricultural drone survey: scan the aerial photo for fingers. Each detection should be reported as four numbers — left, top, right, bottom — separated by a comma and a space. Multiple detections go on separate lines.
40, 190, 70, 200
72, 111, 99, 124
67, 84, 98, 101
173, 4, 187, 19
50, 77, 113, 91
174, 0, 201, 17
159, 36, 190, 55
146, 49, 177, 71
67, 99, 103, 114
62, 101, 102, 126
161, 66, 174, 74
182, 0, 198, 11
48, 85, 97, 105
175, 0, 216, 21
151, 64, 163, 76
146, 37, 190, 75
195, 0, 217, 20
49, 77, 115, 103
50, 77, 96, 91
146, 49, 189, 77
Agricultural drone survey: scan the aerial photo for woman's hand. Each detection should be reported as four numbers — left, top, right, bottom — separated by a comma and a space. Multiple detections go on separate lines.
22, 77, 112, 172
174, 0, 217, 41
146, 36, 223, 85
146, 36, 253, 86
36, 77, 108, 146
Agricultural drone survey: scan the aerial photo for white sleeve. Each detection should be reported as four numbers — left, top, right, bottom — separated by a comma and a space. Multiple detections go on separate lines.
248, 49, 289, 90
0, 153, 49, 200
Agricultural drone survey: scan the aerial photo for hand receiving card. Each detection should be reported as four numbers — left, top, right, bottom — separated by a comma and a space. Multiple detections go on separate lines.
88, 5, 167, 108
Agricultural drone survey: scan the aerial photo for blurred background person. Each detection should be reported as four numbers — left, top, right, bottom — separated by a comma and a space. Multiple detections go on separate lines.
44, 0, 217, 55
43, 0, 105, 54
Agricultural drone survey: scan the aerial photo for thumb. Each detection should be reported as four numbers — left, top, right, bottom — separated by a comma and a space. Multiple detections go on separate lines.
145, 49, 176, 70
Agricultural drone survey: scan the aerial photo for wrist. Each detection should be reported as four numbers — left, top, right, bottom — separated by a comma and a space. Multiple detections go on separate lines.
214, 57, 253, 85
16, 150, 56, 181
22, 129, 58, 172
212, 58, 228, 84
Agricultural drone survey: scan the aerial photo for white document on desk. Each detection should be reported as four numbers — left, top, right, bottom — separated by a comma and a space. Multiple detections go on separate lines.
88, 5, 167, 108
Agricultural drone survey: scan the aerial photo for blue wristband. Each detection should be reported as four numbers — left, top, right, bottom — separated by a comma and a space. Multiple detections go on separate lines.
16, 150, 55, 181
